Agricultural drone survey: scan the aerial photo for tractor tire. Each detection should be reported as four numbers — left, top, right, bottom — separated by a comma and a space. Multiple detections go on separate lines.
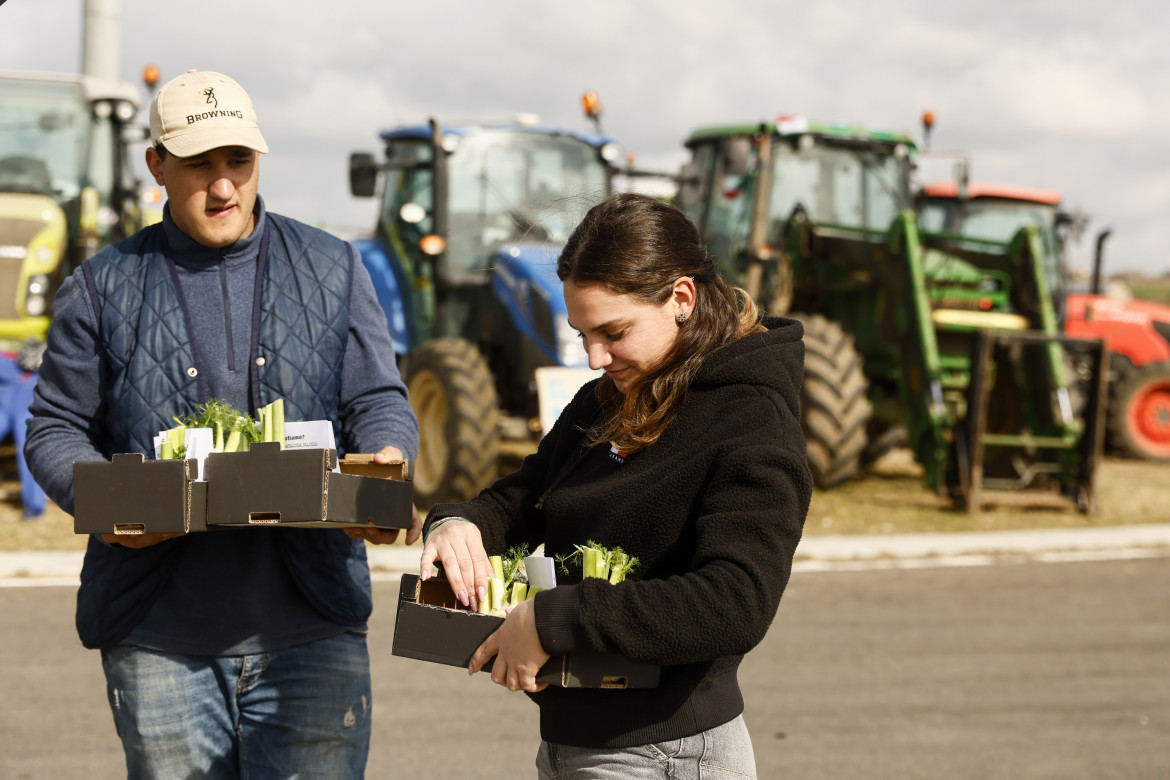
796, 313, 871, 488
406, 338, 501, 507
1107, 361, 1170, 461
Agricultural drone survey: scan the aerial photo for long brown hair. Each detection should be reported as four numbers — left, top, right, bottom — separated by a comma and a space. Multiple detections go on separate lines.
558, 192, 764, 452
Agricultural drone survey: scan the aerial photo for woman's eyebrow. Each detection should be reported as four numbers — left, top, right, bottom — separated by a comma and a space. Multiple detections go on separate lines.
568, 317, 628, 334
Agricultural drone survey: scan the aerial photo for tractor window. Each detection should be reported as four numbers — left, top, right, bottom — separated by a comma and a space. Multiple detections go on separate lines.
380, 141, 434, 258
702, 158, 755, 277
0, 78, 87, 200
771, 143, 904, 233
443, 131, 608, 281
921, 197, 1064, 302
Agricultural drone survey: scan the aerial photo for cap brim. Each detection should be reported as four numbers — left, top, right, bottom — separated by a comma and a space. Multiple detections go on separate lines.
160, 125, 269, 157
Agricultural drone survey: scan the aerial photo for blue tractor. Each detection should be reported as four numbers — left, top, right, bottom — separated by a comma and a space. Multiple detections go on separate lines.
349, 111, 622, 505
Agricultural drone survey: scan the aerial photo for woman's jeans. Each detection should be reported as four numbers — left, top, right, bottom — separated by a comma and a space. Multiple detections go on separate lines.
101, 631, 371, 779
536, 714, 756, 779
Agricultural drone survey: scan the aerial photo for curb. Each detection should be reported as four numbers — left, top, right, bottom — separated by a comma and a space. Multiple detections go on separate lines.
3, 524, 1169, 587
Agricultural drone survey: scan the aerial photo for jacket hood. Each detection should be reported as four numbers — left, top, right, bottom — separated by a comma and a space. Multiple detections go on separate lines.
693, 316, 805, 418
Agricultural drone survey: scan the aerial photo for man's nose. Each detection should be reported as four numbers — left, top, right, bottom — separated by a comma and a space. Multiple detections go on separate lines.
209, 174, 234, 201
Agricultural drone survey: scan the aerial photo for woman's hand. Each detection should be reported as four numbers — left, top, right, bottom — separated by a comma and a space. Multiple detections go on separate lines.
468, 598, 550, 693
419, 519, 492, 611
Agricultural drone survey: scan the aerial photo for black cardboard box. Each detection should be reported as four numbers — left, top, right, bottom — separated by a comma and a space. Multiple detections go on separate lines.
392, 573, 660, 689
73, 454, 208, 535
205, 443, 412, 530
73, 445, 412, 535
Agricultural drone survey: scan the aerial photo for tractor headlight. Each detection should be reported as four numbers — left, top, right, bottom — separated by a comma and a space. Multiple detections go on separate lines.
27, 274, 49, 296
114, 99, 137, 122
555, 319, 588, 366
599, 142, 622, 163
25, 274, 50, 316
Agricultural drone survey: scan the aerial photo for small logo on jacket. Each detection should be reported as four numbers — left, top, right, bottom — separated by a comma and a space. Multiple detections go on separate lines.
608, 443, 627, 464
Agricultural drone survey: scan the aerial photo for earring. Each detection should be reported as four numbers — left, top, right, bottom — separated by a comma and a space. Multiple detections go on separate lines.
677, 310, 689, 323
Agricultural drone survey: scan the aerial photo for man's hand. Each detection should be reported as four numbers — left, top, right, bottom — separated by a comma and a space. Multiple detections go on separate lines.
345, 503, 421, 545
344, 445, 423, 545
101, 533, 183, 549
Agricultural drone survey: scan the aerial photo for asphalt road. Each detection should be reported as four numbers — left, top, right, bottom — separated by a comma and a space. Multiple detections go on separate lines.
2, 557, 1168, 779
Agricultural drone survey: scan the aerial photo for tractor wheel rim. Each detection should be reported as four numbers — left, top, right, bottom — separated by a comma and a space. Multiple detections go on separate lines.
410, 371, 450, 496
1128, 381, 1170, 456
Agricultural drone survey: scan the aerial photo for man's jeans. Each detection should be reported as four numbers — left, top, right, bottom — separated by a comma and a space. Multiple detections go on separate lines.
536, 714, 757, 779
101, 631, 371, 779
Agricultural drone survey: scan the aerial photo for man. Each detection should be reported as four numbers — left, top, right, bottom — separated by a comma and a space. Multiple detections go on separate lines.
25, 69, 419, 778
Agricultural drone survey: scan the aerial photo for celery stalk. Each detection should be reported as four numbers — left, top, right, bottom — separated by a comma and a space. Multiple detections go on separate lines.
272, 398, 285, 449
489, 555, 505, 581
582, 547, 609, 580
488, 577, 506, 615
224, 426, 242, 453
509, 582, 527, 606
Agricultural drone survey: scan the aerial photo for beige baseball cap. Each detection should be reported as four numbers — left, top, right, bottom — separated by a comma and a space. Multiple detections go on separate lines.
149, 69, 269, 157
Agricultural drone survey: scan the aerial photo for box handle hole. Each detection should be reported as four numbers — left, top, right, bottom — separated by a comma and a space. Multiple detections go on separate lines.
113, 523, 145, 535
248, 512, 281, 525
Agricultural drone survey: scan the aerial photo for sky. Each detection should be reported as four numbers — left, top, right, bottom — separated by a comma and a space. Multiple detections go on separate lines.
2, 0, 1168, 276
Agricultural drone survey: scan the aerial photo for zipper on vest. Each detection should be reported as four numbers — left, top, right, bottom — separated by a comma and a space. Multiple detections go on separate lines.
219, 256, 236, 372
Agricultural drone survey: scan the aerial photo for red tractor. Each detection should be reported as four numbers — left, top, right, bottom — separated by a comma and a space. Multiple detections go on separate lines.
917, 181, 1170, 461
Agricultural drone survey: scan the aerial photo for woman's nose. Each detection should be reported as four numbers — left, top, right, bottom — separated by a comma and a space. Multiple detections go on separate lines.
586, 342, 611, 370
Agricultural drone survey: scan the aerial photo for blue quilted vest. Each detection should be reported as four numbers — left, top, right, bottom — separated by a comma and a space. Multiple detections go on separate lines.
74, 214, 373, 649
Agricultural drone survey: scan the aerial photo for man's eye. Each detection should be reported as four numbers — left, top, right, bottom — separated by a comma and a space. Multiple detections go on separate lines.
607, 331, 625, 342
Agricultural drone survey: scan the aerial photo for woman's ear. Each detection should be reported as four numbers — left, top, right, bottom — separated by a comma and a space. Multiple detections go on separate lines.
672, 275, 697, 317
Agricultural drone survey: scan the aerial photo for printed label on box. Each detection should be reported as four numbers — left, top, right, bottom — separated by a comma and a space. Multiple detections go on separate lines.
284, 420, 339, 471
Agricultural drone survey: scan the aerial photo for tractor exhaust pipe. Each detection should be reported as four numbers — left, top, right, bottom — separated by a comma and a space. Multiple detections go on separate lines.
1091, 229, 1112, 297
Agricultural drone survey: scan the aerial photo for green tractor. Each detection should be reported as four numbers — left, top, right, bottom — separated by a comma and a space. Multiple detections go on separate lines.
676, 117, 1107, 512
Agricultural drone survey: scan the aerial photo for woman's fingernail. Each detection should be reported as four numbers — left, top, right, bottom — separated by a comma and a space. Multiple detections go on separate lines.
420, 568, 429, 581
477, 586, 487, 603
458, 590, 468, 606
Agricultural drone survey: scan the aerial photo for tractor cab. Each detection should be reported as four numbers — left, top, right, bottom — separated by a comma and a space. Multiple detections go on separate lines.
917, 182, 1067, 316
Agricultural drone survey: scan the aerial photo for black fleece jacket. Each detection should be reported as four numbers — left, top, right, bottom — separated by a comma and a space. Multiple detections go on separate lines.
425, 316, 812, 748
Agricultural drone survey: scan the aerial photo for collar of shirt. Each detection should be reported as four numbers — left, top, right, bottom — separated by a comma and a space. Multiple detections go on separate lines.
161, 196, 268, 272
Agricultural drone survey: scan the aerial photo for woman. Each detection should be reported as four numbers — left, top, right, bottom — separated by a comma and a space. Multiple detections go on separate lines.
420, 192, 812, 777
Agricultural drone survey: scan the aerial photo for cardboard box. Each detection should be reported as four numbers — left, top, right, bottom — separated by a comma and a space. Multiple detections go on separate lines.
73, 445, 412, 535
392, 573, 660, 689
205, 443, 412, 530
73, 454, 208, 535
338, 453, 411, 481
